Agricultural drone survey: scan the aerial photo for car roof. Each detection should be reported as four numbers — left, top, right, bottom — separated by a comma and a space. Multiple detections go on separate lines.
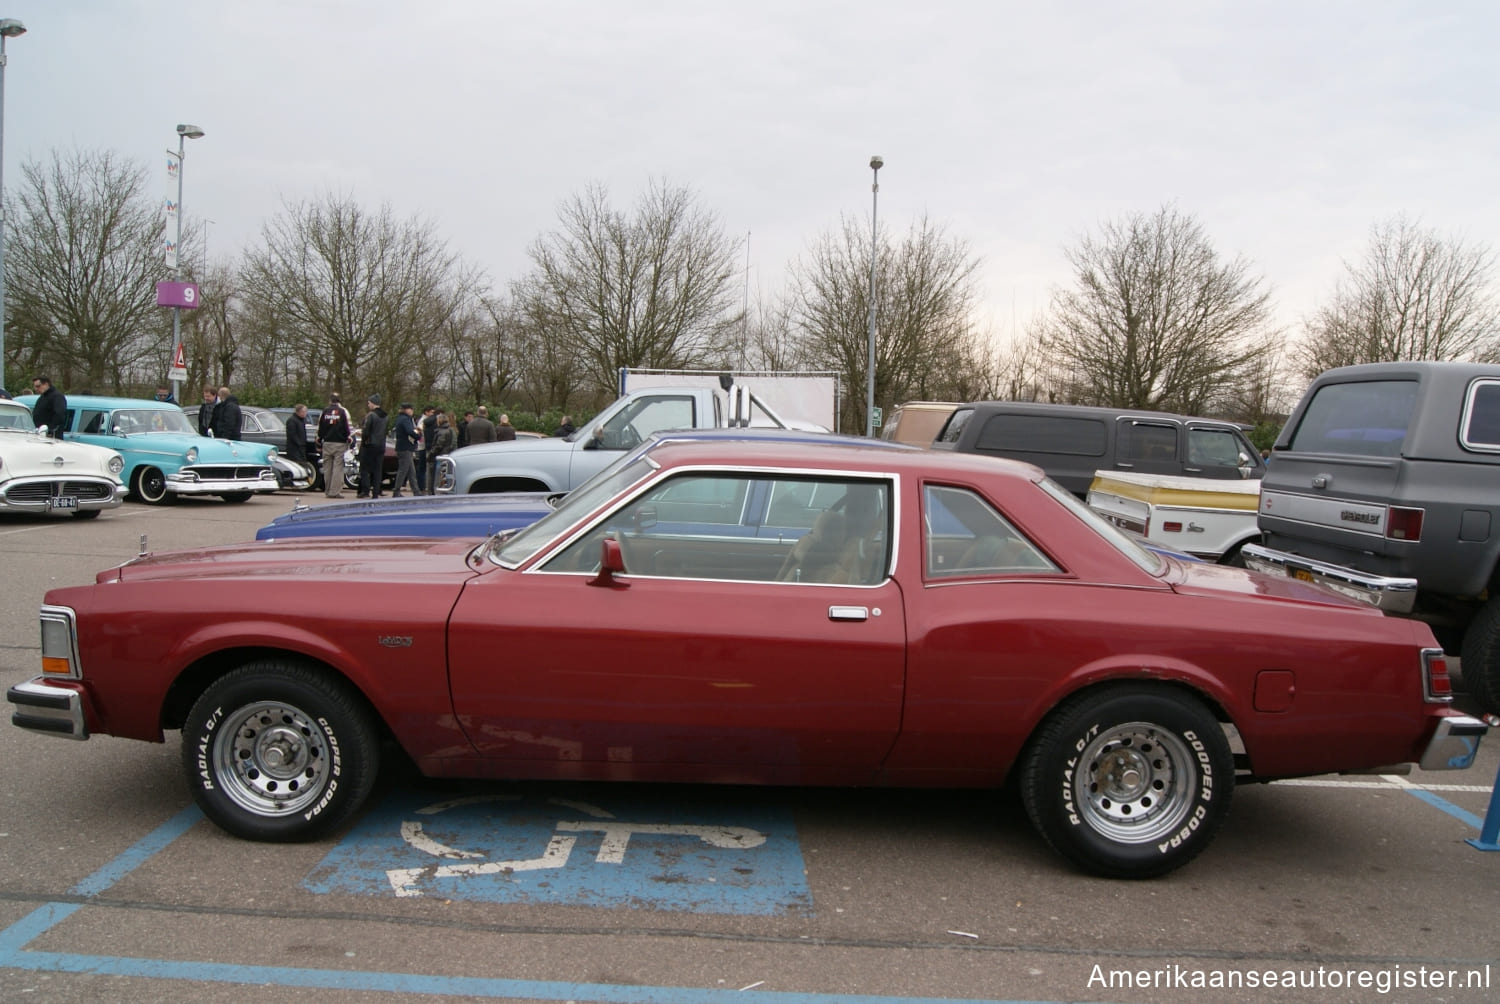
33, 395, 184, 410
642, 437, 1045, 483
953, 400, 1242, 428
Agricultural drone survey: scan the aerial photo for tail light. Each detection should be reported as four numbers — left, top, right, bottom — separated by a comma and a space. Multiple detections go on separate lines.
1386, 506, 1424, 541
1422, 648, 1452, 703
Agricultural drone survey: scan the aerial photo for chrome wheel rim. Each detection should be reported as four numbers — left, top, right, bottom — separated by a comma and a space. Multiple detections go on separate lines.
1073, 722, 1195, 844
213, 701, 330, 817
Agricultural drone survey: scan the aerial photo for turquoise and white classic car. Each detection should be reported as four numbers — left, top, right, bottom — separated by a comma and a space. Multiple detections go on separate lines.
0, 398, 127, 518
17, 394, 278, 504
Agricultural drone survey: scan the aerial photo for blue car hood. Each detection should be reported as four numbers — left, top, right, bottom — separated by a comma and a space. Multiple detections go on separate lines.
255, 491, 557, 540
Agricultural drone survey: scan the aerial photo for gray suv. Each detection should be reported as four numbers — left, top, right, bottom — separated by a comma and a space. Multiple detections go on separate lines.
1243, 361, 1500, 713
931, 401, 1263, 498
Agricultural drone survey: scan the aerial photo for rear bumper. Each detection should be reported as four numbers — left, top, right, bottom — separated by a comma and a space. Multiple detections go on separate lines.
1240, 542, 1418, 613
1419, 714, 1488, 771
7, 679, 89, 740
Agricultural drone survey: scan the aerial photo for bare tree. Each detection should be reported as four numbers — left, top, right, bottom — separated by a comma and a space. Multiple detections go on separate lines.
514, 180, 743, 397
239, 193, 469, 401
1038, 205, 1277, 415
5, 148, 170, 391
1295, 216, 1500, 377
790, 214, 984, 431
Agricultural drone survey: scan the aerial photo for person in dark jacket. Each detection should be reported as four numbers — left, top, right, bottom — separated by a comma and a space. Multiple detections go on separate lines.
425, 411, 455, 493
391, 402, 419, 497
357, 393, 388, 498
553, 415, 576, 437
197, 386, 217, 436
496, 413, 517, 441
316, 393, 352, 498
285, 404, 310, 463
30, 376, 67, 439
414, 405, 436, 493
211, 386, 243, 440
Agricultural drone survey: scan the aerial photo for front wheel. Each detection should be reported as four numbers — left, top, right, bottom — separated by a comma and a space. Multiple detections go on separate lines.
71, 509, 103, 520
1021, 685, 1233, 878
132, 466, 171, 504
219, 492, 253, 503
181, 662, 380, 842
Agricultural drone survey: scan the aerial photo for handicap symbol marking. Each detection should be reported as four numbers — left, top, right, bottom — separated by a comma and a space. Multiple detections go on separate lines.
303, 790, 811, 915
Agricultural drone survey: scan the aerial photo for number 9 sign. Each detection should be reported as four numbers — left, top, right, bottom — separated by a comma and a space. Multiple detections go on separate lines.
156, 281, 201, 309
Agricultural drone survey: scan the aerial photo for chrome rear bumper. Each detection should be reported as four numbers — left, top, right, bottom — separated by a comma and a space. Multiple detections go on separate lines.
1241, 543, 1418, 614
1419, 714, 1487, 771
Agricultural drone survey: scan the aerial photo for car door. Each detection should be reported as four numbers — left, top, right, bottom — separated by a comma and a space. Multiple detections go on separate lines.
446, 471, 908, 777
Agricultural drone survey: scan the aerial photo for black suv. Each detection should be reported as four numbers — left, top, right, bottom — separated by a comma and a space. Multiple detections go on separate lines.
931, 401, 1263, 498
1243, 361, 1500, 713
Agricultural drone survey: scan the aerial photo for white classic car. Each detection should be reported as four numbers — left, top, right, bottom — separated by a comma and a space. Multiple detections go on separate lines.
0, 399, 127, 518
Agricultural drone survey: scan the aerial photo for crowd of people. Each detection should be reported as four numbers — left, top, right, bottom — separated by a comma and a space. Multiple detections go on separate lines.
14, 373, 576, 500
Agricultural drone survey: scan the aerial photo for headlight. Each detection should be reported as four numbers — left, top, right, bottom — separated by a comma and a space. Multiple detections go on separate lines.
185, 446, 198, 463
107, 455, 124, 475
267, 447, 279, 461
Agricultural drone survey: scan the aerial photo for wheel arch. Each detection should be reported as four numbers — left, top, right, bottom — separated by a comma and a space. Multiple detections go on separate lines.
471, 475, 552, 494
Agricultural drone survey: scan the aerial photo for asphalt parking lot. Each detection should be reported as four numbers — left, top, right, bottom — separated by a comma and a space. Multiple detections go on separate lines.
2, 494, 1497, 1003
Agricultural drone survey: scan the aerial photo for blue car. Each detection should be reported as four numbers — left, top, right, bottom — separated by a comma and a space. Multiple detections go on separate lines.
18, 395, 279, 504
255, 429, 913, 540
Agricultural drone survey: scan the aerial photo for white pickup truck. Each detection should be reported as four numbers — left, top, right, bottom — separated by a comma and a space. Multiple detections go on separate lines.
1086, 470, 1261, 564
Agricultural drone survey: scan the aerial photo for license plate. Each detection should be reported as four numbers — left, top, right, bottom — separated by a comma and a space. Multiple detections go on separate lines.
1292, 568, 1314, 583
48, 496, 79, 510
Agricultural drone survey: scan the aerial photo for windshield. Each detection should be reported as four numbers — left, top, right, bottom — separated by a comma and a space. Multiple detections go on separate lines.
1040, 478, 1165, 575
112, 408, 198, 435
495, 457, 658, 566
0, 402, 37, 431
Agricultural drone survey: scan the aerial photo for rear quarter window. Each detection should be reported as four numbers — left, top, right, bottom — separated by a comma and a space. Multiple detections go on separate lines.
975, 414, 1106, 457
1287, 380, 1418, 458
1461, 380, 1500, 452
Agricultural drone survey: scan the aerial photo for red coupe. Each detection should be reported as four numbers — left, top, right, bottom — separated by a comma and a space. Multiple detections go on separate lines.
8, 440, 1485, 877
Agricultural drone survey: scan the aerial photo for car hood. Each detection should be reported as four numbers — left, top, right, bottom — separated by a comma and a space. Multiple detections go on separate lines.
271, 491, 557, 525
0, 432, 121, 480
116, 433, 274, 462
107, 536, 481, 584
451, 437, 569, 460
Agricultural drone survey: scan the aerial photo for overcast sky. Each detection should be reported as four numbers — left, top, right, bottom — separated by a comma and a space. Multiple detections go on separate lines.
6, 1, 1497, 346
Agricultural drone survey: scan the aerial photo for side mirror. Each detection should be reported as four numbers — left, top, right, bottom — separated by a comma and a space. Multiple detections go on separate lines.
586, 537, 630, 588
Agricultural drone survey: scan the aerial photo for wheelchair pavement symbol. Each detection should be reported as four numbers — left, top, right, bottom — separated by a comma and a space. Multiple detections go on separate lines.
303, 790, 812, 915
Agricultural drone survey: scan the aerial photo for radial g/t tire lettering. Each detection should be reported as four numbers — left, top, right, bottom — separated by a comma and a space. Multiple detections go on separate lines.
181, 661, 380, 842
1021, 685, 1234, 879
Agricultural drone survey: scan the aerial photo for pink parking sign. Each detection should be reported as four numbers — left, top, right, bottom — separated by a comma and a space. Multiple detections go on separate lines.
156, 281, 200, 308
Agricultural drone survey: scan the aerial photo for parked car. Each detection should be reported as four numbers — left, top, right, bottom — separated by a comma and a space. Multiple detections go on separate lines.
0, 398, 127, 518
9, 440, 1484, 878
235, 406, 318, 491
256, 491, 561, 540
15, 395, 279, 504
1244, 361, 1500, 715
932, 401, 1264, 497
1087, 470, 1261, 564
881, 401, 957, 446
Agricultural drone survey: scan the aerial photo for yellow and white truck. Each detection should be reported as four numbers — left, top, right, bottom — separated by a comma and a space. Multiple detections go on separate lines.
1087, 470, 1261, 564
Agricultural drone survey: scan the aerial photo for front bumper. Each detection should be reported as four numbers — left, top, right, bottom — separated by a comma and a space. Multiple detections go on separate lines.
1419, 714, 1488, 770
166, 466, 279, 496
1240, 542, 1418, 613
7, 679, 89, 740
0, 476, 127, 513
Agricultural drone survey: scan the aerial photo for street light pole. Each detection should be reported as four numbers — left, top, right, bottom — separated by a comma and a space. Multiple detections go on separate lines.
865, 155, 882, 438
0, 18, 26, 393
170, 123, 204, 403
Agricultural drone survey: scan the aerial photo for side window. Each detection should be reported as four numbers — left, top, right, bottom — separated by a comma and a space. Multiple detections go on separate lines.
924, 485, 1058, 578
935, 408, 974, 445
976, 415, 1105, 456
78, 410, 107, 435
1462, 380, 1500, 452
544, 474, 890, 585
1187, 428, 1246, 468
1118, 421, 1178, 464
596, 396, 695, 450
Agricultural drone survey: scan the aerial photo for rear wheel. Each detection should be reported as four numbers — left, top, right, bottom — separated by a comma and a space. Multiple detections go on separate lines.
132, 466, 171, 504
1021, 685, 1233, 878
1460, 600, 1500, 716
181, 661, 379, 842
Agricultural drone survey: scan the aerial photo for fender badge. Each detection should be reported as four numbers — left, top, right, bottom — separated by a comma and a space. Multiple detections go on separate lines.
378, 636, 414, 648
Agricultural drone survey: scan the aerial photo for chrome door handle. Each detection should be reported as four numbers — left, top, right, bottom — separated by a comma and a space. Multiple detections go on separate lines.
829, 606, 868, 621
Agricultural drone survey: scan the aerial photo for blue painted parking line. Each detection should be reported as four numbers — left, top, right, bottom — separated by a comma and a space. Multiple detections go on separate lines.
303, 790, 813, 915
